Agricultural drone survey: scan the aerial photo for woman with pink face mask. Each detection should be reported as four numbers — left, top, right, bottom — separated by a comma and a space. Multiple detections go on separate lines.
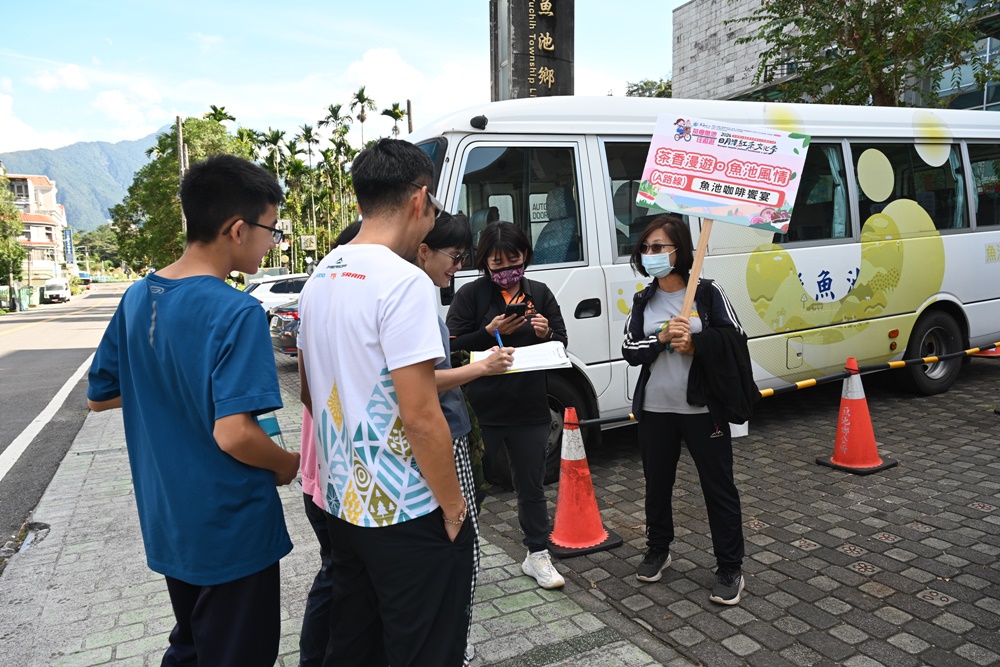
446, 221, 568, 591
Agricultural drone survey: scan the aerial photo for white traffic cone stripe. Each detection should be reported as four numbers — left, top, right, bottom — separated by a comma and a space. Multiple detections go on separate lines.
842, 373, 866, 401
561, 424, 586, 461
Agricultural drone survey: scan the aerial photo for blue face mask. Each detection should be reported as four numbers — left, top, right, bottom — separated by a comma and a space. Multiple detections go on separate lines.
641, 250, 675, 278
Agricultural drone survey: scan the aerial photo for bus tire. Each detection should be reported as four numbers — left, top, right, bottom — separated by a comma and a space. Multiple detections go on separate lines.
899, 311, 962, 395
483, 374, 596, 488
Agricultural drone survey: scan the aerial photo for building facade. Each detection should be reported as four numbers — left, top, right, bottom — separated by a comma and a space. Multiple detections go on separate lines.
6, 174, 69, 288
672, 0, 764, 101
673, 0, 1000, 109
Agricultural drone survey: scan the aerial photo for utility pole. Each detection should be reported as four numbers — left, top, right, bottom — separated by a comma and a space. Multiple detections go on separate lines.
407, 99, 414, 134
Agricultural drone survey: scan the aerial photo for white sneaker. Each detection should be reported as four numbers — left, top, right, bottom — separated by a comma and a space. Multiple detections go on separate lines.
521, 549, 565, 589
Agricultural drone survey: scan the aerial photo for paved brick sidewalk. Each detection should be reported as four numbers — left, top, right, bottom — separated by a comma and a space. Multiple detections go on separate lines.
0, 353, 677, 667
3, 354, 998, 666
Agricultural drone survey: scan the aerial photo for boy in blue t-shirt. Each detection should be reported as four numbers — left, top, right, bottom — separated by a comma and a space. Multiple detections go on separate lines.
87, 154, 300, 667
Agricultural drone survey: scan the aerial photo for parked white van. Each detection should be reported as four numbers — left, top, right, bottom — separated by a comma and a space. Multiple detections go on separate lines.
410, 96, 1000, 461
42, 278, 71, 304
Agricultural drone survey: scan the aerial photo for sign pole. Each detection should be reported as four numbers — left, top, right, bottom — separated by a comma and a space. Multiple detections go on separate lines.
680, 218, 713, 318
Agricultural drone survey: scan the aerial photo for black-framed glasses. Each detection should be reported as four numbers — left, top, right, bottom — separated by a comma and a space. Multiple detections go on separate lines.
221, 219, 284, 244
434, 248, 469, 266
639, 243, 676, 255
410, 182, 444, 216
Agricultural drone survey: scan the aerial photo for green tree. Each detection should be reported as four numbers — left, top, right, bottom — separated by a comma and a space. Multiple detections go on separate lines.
297, 124, 319, 237
350, 86, 377, 145
204, 104, 236, 123
110, 118, 251, 270
381, 102, 407, 137
260, 128, 287, 178
77, 224, 119, 267
729, 0, 1000, 107
0, 176, 27, 286
625, 77, 672, 98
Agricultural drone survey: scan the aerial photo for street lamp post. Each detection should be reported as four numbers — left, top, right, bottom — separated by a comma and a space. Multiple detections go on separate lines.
76, 245, 91, 275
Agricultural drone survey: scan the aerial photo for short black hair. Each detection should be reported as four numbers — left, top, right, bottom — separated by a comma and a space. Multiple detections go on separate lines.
474, 221, 533, 272
180, 154, 284, 244
333, 220, 362, 248
629, 215, 694, 277
422, 212, 472, 252
350, 139, 435, 219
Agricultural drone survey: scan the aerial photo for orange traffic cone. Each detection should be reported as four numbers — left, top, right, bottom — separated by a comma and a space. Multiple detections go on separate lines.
547, 407, 623, 558
816, 358, 898, 475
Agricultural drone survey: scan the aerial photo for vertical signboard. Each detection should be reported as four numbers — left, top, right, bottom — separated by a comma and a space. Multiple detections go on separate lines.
63, 228, 74, 265
491, 0, 574, 101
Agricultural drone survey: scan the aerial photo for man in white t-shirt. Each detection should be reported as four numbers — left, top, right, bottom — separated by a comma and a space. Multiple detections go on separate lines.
297, 139, 472, 667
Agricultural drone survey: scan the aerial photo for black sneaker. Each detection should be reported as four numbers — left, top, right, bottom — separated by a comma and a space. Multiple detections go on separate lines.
636, 548, 671, 582
709, 567, 744, 605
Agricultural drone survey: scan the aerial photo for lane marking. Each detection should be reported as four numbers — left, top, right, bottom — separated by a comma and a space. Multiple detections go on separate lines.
0, 302, 105, 337
0, 353, 94, 484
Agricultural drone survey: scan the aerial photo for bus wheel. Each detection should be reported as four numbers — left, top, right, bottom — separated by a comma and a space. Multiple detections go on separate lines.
544, 375, 597, 484
899, 311, 962, 395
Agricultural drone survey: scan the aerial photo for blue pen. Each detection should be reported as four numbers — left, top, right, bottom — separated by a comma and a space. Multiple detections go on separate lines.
494, 329, 504, 348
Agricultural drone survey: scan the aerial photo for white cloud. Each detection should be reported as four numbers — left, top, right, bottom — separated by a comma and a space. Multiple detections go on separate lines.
575, 63, 631, 98
27, 64, 89, 92
0, 93, 84, 151
0, 77, 12, 94
191, 33, 224, 53
93, 90, 147, 126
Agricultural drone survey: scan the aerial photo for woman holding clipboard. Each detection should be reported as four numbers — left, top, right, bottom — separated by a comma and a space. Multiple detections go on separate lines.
447, 221, 568, 590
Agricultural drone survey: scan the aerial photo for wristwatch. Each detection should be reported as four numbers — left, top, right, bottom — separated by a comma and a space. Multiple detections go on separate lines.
443, 505, 468, 525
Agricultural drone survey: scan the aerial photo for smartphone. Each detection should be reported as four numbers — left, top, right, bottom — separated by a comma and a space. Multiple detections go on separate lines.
504, 302, 528, 319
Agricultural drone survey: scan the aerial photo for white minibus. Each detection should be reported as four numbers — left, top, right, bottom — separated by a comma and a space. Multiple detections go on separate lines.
410, 96, 1000, 473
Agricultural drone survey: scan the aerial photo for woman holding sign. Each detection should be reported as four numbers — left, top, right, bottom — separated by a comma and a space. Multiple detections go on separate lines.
447, 221, 569, 591
622, 214, 754, 606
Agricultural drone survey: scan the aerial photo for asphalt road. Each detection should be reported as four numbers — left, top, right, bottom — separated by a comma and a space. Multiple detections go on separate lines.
0, 284, 126, 543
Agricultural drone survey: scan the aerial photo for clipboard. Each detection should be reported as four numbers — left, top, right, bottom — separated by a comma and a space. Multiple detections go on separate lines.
471, 340, 571, 374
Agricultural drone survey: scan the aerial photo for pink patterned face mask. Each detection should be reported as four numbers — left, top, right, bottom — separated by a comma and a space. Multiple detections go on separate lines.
490, 264, 525, 290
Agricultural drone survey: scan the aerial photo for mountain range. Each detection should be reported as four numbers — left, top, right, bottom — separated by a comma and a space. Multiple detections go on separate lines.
1, 130, 163, 232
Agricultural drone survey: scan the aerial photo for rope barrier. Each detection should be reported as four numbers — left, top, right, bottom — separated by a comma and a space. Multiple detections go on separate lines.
571, 340, 1000, 427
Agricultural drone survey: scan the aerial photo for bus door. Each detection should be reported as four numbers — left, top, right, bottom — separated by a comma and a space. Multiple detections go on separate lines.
443, 136, 610, 371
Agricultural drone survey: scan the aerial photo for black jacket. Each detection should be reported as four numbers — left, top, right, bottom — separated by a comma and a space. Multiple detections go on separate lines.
446, 276, 567, 426
622, 277, 756, 425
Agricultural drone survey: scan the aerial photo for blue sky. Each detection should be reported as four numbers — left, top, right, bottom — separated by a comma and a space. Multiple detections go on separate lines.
0, 1, 685, 152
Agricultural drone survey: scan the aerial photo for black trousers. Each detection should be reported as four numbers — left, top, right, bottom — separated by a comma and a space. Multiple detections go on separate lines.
323, 508, 475, 667
481, 422, 551, 552
300, 493, 333, 667
161, 561, 281, 667
639, 411, 745, 569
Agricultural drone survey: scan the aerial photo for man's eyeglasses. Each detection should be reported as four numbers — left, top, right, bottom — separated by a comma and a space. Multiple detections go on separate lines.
639, 243, 676, 255
410, 182, 444, 216
434, 248, 469, 266
221, 220, 284, 244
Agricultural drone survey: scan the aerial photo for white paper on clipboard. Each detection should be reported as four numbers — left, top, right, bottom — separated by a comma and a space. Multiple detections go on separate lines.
471, 340, 571, 373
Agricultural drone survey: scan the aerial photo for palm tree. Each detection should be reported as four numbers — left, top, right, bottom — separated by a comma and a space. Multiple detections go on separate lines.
145, 132, 175, 159
235, 127, 261, 161
381, 102, 407, 137
350, 86, 377, 146
297, 124, 319, 238
260, 128, 286, 179
204, 105, 235, 123
318, 103, 352, 137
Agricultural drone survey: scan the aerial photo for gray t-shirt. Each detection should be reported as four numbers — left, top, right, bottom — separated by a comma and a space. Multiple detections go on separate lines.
435, 317, 473, 439
641, 287, 709, 414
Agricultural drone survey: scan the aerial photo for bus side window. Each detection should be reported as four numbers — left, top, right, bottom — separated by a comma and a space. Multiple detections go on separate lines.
459, 145, 581, 265
852, 143, 969, 232
773, 144, 850, 243
604, 142, 656, 258
968, 142, 1000, 228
